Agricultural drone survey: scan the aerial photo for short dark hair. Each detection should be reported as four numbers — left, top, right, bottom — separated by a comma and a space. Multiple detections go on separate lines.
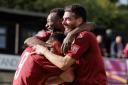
65, 4, 87, 22
49, 32, 65, 43
50, 8, 64, 19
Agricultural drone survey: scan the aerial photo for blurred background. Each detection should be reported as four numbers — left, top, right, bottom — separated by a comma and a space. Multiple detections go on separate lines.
0, 0, 127, 85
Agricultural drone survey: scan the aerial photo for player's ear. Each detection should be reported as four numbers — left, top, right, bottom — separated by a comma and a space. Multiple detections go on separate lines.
77, 17, 83, 25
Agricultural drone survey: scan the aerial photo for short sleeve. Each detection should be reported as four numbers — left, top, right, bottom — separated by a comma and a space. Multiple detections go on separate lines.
66, 32, 90, 60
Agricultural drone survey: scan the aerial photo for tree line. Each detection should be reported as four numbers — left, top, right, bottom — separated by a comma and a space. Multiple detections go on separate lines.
0, 0, 127, 30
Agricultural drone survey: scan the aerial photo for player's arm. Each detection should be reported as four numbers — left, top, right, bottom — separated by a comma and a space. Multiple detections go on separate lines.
33, 45, 76, 71
70, 22, 95, 34
24, 30, 50, 47
61, 22, 95, 53
33, 34, 89, 71
45, 67, 74, 85
24, 37, 46, 47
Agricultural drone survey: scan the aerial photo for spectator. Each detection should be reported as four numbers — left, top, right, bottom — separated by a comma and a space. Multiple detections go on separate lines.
110, 35, 124, 58
96, 35, 107, 57
123, 43, 128, 58
104, 29, 113, 57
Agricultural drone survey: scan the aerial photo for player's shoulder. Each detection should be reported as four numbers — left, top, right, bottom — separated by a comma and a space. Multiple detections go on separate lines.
35, 30, 51, 37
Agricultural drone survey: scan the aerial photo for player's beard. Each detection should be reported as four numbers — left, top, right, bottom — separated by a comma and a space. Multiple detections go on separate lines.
64, 25, 76, 35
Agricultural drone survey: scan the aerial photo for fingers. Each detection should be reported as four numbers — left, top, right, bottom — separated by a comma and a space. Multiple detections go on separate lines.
64, 43, 70, 53
61, 43, 64, 53
32, 45, 42, 54
61, 43, 69, 54
61, 43, 67, 53
30, 52, 36, 55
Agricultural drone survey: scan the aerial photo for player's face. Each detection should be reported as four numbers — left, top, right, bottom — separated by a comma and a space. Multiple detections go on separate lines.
62, 12, 78, 34
46, 39, 62, 55
46, 13, 62, 32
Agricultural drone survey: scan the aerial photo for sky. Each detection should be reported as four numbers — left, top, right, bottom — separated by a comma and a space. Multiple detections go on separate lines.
119, 0, 128, 5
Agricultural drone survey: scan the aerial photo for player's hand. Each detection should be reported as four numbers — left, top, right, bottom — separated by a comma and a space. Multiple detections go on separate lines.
24, 37, 40, 46
33, 45, 48, 55
24, 37, 46, 47
61, 32, 75, 54
24, 37, 33, 46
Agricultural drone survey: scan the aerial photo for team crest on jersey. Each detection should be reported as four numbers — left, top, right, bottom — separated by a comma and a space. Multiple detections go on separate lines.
71, 44, 80, 54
